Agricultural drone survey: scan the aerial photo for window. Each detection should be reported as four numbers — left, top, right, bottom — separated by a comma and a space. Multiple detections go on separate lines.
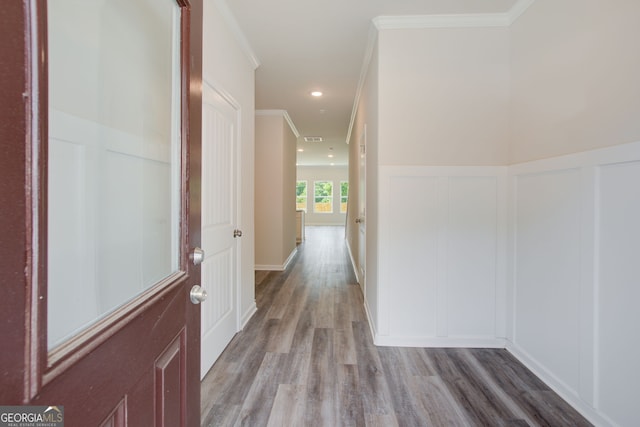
296, 180, 308, 211
340, 181, 349, 213
314, 181, 333, 213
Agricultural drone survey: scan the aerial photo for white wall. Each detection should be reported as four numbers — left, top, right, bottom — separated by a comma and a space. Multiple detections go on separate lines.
203, 0, 257, 326
296, 166, 348, 225
378, 27, 510, 165
351, 5, 640, 425
510, 0, 640, 163
377, 166, 507, 347
508, 142, 640, 427
507, 1, 640, 425
282, 119, 298, 262
357, 25, 511, 347
254, 111, 297, 270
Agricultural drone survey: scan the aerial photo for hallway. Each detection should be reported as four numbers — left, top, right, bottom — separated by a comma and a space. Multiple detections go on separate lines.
200, 226, 591, 426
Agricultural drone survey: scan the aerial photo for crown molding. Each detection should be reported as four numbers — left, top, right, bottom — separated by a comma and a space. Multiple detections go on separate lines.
346, 1, 535, 144
214, 0, 260, 70
255, 110, 300, 138
507, 0, 536, 25
373, 13, 510, 30
373, 0, 535, 30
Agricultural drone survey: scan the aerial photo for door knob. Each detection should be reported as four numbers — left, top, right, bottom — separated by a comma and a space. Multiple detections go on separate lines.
189, 247, 205, 265
190, 285, 208, 304
233, 229, 243, 238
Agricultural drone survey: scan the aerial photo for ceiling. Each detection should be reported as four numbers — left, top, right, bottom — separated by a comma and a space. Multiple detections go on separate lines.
222, 0, 520, 166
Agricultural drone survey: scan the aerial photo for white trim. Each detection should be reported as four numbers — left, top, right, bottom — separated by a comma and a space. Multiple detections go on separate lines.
506, 342, 613, 427
213, 0, 260, 70
282, 247, 297, 270
372, 0, 535, 30
346, 1, 536, 145
240, 302, 257, 329
363, 296, 377, 345
510, 141, 640, 174
373, 13, 510, 30
345, 237, 362, 285
346, 23, 378, 145
506, 141, 640, 427
255, 109, 300, 138
254, 265, 285, 271
255, 247, 297, 272
507, 0, 536, 25
376, 336, 507, 349
379, 165, 509, 177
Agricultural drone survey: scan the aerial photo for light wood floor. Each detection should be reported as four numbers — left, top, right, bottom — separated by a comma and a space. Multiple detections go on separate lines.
201, 226, 592, 426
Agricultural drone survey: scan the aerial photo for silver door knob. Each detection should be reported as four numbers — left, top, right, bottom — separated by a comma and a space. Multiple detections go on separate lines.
189, 247, 205, 265
190, 285, 208, 304
233, 229, 243, 238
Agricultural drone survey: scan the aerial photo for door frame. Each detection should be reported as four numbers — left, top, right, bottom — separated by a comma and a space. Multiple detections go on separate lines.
0, 2, 204, 425
357, 124, 367, 295
199, 80, 243, 377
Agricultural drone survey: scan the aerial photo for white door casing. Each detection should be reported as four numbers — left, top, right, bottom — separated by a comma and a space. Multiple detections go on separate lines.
358, 125, 367, 293
200, 82, 241, 379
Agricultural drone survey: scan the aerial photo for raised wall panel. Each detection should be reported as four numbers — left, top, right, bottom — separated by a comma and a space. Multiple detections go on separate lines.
447, 177, 497, 337
384, 175, 439, 338
378, 166, 506, 347
141, 159, 173, 285
513, 169, 582, 393
102, 151, 144, 310
48, 137, 99, 347
507, 141, 640, 427
597, 161, 640, 427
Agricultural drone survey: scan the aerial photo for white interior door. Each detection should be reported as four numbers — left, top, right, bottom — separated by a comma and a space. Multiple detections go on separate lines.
358, 125, 367, 293
200, 82, 240, 379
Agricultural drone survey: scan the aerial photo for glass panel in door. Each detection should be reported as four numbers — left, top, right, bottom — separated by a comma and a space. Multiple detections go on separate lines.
47, 0, 182, 349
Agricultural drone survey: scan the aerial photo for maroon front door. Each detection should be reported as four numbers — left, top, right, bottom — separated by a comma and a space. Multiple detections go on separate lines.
0, 1, 203, 425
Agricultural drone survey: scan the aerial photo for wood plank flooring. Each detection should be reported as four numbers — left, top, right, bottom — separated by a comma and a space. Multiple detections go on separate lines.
201, 226, 592, 427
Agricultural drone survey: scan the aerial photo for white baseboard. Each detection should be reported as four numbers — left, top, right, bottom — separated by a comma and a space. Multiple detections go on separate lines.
282, 247, 297, 270
506, 341, 613, 427
363, 297, 377, 344
240, 302, 257, 330
345, 237, 362, 285
375, 335, 506, 348
255, 247, 297, 271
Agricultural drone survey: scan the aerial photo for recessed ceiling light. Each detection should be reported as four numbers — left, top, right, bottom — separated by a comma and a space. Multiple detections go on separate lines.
297, 148, 304, 152
330, 163, 335, 166
328, 154, 334, 158
311, 91, 323, 97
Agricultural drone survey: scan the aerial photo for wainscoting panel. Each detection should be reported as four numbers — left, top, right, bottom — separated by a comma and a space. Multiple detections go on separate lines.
508, 141, 640, 427
377, 166, 507, 347
48, 109, 175, 348
597, 160, 640, 427
512, 168, 582, 395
